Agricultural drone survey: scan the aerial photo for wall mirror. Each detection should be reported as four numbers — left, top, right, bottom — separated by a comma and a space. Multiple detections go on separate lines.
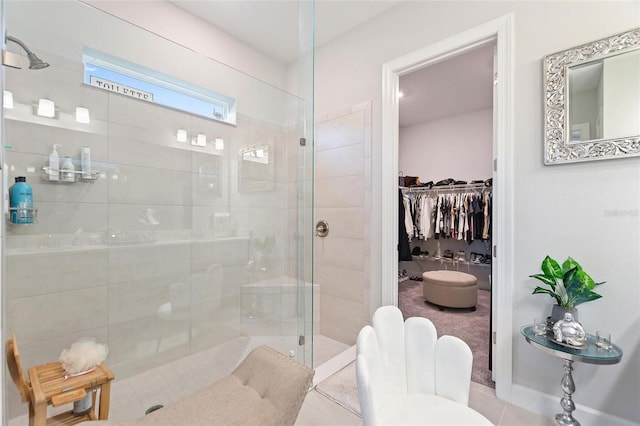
543, 27, 640, 164
238, 143, 274, 192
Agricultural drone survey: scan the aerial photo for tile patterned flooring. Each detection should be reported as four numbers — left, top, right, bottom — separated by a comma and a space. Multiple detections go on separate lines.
8, 334, 554, 425
8, 334, 349, 425
298, 382, 556, 426
298, 344, 556, 426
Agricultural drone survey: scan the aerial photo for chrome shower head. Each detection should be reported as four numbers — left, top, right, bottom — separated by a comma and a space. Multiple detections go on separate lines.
5, 35, 49, 70
26, 52, 49, 70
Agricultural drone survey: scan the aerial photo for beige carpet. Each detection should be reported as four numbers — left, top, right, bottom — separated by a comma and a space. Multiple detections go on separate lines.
399, 282, 494, 388
315, 362, 361, 416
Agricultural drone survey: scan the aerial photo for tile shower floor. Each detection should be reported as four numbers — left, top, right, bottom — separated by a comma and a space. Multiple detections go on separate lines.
8, 334, 349, 425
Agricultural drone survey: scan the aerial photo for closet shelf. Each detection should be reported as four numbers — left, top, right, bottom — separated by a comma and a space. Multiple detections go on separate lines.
411, 255, 491, 268
401, 182, 490, 193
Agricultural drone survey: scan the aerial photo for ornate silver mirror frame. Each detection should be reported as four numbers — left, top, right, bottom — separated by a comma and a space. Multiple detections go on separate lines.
543, 27, 640, 165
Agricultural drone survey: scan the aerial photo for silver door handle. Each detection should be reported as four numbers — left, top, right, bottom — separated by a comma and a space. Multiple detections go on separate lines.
315, 220, 329, 237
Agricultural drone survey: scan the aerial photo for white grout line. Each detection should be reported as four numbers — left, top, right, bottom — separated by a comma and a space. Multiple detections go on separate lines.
497, 403, 507, 426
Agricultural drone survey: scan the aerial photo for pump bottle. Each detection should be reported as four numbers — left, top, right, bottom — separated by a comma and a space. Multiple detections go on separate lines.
60, 156, 75, 183
48, 144, 60, 181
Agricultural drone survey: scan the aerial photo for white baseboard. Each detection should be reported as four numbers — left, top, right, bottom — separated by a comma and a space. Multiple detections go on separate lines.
511, 384, 636, 426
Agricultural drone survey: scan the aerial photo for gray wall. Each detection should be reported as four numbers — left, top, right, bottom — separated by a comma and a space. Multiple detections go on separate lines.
313, 1, 639, 424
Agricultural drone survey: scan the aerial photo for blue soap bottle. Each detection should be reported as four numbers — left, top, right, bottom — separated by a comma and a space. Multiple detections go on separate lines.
10, 176, 34, 224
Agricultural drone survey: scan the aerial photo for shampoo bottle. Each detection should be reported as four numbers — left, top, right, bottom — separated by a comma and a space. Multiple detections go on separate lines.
48, 144, 60, 181
9, 177, 33, 224
60, 156, 75, 182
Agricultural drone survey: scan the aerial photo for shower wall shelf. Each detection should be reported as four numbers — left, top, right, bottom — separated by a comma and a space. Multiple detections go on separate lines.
41, 167, 100, 183
7, 207, 38, 224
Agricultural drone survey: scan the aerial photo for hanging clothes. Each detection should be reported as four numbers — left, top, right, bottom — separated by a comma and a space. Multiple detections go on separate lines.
398, 189, 412, 261
420, 195, 436, 239
402, 192, 414, 242
400, 186, 492, 244
482, 191, 491, 240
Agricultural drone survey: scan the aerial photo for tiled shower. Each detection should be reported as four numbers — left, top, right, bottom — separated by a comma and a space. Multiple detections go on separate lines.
2, 0, 325, 421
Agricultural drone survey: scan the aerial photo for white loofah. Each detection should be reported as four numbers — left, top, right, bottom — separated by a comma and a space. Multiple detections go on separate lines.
59, 338, 108, 375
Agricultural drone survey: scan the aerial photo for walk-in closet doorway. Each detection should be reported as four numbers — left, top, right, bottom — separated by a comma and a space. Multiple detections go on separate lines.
397, 41, 495, 388
380, 15, 515, 402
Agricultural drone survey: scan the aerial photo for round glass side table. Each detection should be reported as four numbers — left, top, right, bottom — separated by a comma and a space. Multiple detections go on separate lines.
521, 325, 623, 426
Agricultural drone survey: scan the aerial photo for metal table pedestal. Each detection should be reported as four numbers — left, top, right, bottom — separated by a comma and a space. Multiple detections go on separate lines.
521, 325, 623, 426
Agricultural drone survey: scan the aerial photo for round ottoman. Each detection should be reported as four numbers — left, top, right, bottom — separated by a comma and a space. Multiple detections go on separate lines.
422, 270, 478, 310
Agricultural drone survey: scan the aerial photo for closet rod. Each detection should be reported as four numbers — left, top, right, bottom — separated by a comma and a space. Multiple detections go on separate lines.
400, 182, 490, 193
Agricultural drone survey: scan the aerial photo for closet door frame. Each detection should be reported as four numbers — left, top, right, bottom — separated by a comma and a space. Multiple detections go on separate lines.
380, 14, 515, 402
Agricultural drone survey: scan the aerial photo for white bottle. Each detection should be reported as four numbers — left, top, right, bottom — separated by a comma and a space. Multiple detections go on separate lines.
48, 144, 60, 181
81, 146, 91, 179
60, 156, 75, 182
73, 392, 92, 415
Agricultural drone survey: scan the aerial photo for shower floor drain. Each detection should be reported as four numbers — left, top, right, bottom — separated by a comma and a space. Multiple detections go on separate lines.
145, 404, 164, 415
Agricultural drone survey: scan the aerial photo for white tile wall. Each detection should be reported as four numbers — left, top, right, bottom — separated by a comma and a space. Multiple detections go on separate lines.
314, 207, 364, 239
315, 175, 364, 208
318, 265, 365, 302
6, 249, 109, 299
108, 276, 186, 324
108, 244, 191, 283
316, 110, 365, 151
315, 143, 364, 179
189, 239, 250, 272
107, 93, 187, 133
318, 293, 365, 344
314, 102, 372, 345
316, 237, 364, 271
8, 286, 108, 345
33, 202, 108, 235
191, 151, 224, 204
107, 164, 193, 205
107, 124, 193, 171
108, 204, 190, 234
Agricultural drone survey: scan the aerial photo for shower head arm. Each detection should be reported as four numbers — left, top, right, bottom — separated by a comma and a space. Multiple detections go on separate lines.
4, 34, 49, 70
6, 35, 34, 55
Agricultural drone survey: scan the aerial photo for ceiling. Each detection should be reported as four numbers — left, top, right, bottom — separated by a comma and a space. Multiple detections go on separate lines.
399, 43, 495, 127
168, 0, 494, 127
168, 0, 402, 64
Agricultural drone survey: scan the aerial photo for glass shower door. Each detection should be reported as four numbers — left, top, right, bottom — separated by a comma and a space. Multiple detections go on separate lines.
1, 0, 315, 422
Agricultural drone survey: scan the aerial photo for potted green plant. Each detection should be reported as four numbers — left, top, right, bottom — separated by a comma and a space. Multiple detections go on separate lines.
529, 255, 605, 322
